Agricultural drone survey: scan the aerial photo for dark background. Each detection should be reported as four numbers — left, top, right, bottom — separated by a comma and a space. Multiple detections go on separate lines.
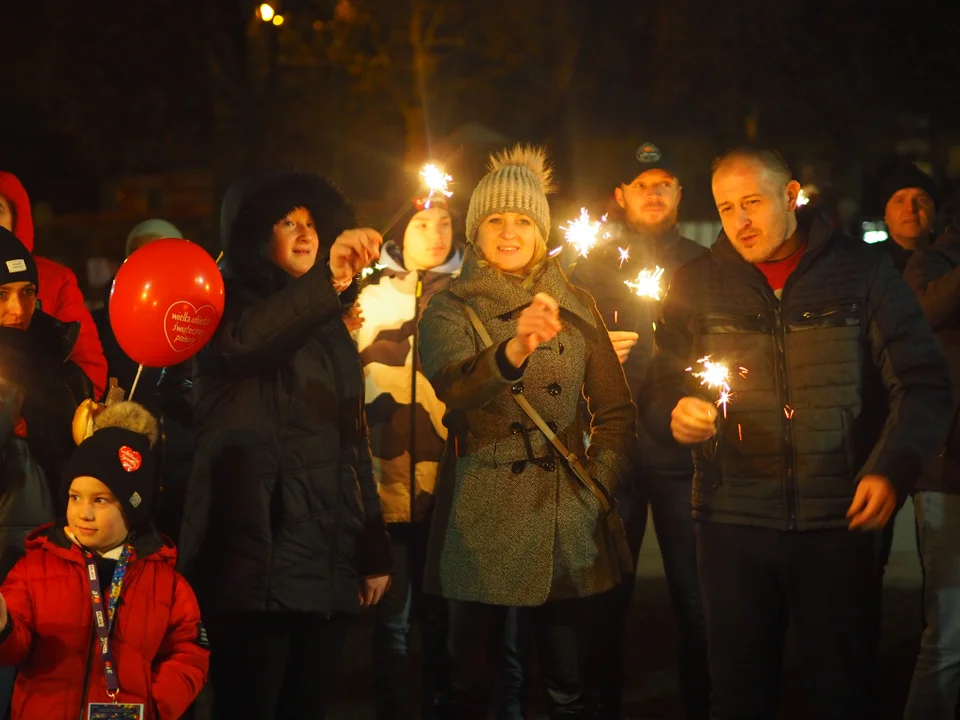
1, 0, 958, 274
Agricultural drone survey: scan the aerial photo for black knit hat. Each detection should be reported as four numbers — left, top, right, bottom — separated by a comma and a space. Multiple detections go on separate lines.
617, 141, 680, 187
879, 162, 939, 211
63, 426, 157, 529
0, 227, 38, 289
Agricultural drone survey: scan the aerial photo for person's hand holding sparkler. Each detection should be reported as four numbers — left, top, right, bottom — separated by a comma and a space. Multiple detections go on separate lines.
671, 356, 739, 444
608, 331, 639, 364
505, 293, 562, 368
329, 228, 383, 290
671, 397, 718, 445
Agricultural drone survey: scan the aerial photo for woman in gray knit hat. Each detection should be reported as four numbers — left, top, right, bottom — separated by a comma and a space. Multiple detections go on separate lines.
418, 145, 636, 718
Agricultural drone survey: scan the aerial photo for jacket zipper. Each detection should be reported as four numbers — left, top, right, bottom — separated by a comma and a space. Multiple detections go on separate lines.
773, 307, 798, 530
801, 302, 860, 320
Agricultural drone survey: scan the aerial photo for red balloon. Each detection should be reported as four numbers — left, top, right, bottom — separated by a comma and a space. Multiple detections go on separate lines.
109, 238, 225, 368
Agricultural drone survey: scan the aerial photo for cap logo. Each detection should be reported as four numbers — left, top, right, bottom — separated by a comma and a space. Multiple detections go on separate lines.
129, 491, 142, 508
5, 259, 26, 273
636, 143, 662, 163
118, 446, 142, 472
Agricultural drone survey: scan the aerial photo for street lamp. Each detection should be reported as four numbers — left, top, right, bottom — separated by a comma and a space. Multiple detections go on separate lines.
258, 3, 275, 22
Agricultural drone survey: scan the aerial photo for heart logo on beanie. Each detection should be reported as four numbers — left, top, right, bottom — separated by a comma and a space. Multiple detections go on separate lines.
118, 446, 142, 472
163, 301, 218, 354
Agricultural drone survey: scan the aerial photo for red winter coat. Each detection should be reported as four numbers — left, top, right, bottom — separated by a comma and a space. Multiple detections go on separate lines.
0, 172, 108, 398
0, 525, 209, 720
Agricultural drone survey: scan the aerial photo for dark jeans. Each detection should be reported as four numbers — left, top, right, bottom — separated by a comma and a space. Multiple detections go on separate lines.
587, 488, 647, 719
207, 611, 348, 720
878, 507, 898, 576
448, 598, 589, 719
374, 522, 450, 719
696, 522, 881, 720
647, 473, 710, 720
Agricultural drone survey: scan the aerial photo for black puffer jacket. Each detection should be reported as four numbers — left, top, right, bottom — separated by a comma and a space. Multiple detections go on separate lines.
904, 220, 960, 495
0, 312, 91, 578
570, 224, 707, 477
641, 210, 952, 531
177, 172, 392, 615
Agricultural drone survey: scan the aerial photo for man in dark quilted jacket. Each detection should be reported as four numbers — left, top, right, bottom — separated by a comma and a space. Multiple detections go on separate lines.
641, 146, 952, 718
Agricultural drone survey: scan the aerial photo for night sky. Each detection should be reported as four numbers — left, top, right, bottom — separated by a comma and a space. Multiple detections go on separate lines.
1, 0, 958, 224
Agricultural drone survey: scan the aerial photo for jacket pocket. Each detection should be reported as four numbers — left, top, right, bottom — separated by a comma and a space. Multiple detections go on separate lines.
791, 303, 862, 332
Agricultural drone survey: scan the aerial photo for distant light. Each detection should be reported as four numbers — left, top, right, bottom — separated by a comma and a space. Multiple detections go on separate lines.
796, 188, 810, 207
312, 20, 323, 31
272, 14, 284, 25
863, 230, 889, 244
259, 3, 275, 21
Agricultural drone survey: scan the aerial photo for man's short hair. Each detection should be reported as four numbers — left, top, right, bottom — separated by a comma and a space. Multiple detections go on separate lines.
711, 146, 793, 187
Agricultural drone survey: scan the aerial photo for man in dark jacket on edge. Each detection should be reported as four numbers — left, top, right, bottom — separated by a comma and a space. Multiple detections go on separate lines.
570, 142, 709, 719
903, 218, 960, 718
641, 147, 952, 717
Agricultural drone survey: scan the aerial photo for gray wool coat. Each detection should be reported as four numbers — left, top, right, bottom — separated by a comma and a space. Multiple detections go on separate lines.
418, 246, 637, 606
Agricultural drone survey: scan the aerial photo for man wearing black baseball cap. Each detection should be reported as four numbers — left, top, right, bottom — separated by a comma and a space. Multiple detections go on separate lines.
571, 144, 710, 719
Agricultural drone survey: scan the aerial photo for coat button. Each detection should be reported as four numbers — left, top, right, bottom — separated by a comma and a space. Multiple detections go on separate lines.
510, 422, 524, 435
558, 342, 564, 355
547, 383, 562, 396
547, 420, 559, 433
511, 382, 524, 394
539, 459, 556, 471
511, 461, 526, 474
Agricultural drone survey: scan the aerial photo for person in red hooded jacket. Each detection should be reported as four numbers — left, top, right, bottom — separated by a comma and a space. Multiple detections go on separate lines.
0, 403, 209, 720
0, 171, 108, 398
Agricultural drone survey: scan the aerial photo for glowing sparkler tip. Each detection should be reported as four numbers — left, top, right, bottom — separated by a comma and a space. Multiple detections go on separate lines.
617, 246, 631, 268
420, 163, 453, 199
360, 262, 387, 280
688, 355, 742, 418
561, 208, 606, 258
624, 265, 665, 300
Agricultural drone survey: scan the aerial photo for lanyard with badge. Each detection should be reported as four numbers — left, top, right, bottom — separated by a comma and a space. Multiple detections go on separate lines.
82, 542, 145, 720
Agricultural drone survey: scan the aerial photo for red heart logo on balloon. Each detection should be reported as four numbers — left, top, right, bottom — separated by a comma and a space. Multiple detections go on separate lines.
163, 301, 219, 354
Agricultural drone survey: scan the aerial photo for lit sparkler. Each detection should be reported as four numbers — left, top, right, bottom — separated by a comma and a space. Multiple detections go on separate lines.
624, 266, 666, 301
561, 208, 607, 258
360, 263, 386, 280
419, 163, 453, 206
687, 355, 735, 418
617, 246, 631, 268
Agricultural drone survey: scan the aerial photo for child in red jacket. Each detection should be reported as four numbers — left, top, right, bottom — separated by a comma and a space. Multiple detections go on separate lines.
0, 405, 209, 720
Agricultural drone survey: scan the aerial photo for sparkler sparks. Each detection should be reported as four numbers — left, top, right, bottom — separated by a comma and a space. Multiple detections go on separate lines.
360, 263, 386, 280
687, 355, 737, 418
561, 208, 607, 258
617, 246, 631, 268
419, 163, 453, 206
624, 266, 666, 301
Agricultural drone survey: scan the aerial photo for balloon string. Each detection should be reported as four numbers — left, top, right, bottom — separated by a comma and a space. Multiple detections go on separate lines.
128, 364, 144, 402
